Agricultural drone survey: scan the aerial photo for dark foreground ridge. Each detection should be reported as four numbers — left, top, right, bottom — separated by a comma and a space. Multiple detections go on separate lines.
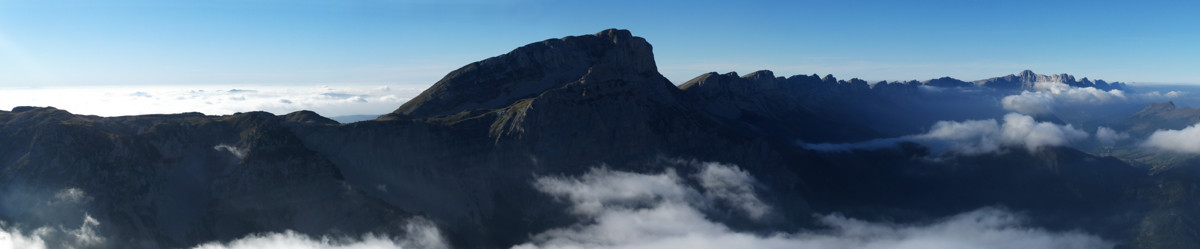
0, 29, 1186, 249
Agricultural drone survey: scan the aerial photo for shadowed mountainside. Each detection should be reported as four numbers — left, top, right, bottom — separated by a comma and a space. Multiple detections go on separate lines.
0, 29, 1187, 249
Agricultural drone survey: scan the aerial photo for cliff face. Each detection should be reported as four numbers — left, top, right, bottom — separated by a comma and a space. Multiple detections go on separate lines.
974, 69, 1126, 90
392, 29, 669, 119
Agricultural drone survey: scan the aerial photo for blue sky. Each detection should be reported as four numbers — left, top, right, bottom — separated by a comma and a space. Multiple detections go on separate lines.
1, 0, 1198, 87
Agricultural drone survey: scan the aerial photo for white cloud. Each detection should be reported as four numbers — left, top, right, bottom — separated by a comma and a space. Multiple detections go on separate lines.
190, 218, 448, 249
514, 164, 1112, 249
0, 214, 106, 249
69, 215, 104, 247
534, 167, 698, 216
994, 113, 1090, 152
1000, 81, 1189, 115
1137, 90, 1185, 99
0, 224, 51, 249
802, 113, 1089, 155
1143, 123, 1200, 153
1002, 91, 1057, 114
1001, 82, 1128, 114
190, 232, 408, 249
0, 84, 425, 118
52, 188, 91, 204
694, 162, 770, 220
214, 144, 248, 159
1095, 127, 1130, 146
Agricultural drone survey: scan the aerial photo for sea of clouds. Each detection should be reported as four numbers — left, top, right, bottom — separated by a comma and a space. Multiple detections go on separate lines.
0, 84, 424, 120
0, 162, 1113, 249
802, 113, 1096, 155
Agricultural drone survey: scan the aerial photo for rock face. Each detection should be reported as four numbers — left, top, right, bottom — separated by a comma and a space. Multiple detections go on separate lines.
974, 69, 1126, 90
0, 29, 1186, 249
392, 29, 666, 119
678, 70, 883, 142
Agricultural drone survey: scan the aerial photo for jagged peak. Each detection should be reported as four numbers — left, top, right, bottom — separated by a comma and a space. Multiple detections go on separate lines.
821, 74, 838, 84
1019, 69, 1037, 78
974, 70, 1121, 91
678, 72, 724, 90
742, 70, 776, 80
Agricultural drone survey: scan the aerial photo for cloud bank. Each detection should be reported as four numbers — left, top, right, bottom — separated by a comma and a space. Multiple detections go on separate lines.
190, 218, 448, 249
1143, 123, 1200, 153
1095, 127, 1130, 146
803, 113, 1089, 155
1000, 81, 1183, 115
0, 84, 424, 118
1001, 82, 1128, 114
0, 214, 105, 249
514, 163, 1111, 249
693, 163, 771, 220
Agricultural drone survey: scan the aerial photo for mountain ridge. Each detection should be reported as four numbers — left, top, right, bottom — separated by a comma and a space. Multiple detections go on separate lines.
0, 29, 1188, 249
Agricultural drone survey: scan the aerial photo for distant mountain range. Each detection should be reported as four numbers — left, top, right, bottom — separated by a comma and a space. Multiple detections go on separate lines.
0, 29, 1193, 249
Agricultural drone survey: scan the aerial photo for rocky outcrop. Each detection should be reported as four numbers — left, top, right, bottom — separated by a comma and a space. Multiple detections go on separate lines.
974, 70, 1125, 90
391, 29, 666, 119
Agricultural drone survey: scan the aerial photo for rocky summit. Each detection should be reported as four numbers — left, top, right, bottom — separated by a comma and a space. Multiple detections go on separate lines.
0, 29, 1194, 249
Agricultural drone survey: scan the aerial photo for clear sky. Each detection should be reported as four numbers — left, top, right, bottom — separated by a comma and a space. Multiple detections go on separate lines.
1, 0, 1198, 86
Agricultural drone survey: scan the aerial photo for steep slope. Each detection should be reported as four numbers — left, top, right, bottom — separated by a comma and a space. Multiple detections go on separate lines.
0, 108, 411, 248
1117, 101, 1200, 136
678, 70, 882, 142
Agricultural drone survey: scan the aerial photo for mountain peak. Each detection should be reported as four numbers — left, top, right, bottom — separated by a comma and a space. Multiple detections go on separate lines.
1019, 69, 1037, 78
391, 28, 658, 118
1145, 101, 1177, 112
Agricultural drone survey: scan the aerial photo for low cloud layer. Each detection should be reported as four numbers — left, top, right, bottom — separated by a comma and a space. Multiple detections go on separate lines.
1095, 127, 1130, 146
803, 113, 1089, 155
514, 163, 1111, 249
1001, 81, 1181, 115
1143, 123, 1200, 153
190, 218, 448, 249
1002, 82, 1128, 114
0, 84, 424, 118
0, 214, 105, 249
693, 163, 771, 220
